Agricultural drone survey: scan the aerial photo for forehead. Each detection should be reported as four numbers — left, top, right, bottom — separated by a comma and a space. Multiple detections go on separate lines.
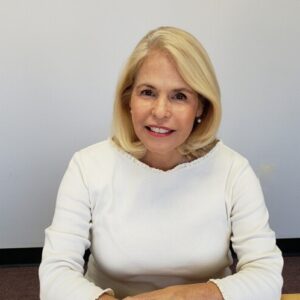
134, 51, 191, 89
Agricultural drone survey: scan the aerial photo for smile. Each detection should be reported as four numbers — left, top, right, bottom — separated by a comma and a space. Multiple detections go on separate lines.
145, 126, 175, 137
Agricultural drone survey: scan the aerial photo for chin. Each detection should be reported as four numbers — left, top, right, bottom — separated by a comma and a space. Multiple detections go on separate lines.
143, 143, 179, 155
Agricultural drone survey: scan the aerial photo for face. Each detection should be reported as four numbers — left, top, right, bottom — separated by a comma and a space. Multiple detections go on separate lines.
130, 51, 203, 160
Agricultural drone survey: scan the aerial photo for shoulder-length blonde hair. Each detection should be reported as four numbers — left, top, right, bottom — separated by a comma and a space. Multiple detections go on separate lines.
111, 26, 221, 159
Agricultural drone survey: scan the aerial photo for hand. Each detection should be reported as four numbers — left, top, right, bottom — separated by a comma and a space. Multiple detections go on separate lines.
122, 282, 223, 300
99, 294, 119, 300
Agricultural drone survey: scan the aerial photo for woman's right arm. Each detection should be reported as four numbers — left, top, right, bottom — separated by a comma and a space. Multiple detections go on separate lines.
99, 294, 119, 300
39, 152, 114, 300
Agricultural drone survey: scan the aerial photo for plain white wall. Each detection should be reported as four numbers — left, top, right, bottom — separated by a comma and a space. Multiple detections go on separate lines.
0, 0, 299, 248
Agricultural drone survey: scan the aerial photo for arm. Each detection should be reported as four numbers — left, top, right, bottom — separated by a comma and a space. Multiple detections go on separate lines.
210, 161, 283, 300
122, 282, 223, 300
99, 294, 119, 300
39, 153, 114, 300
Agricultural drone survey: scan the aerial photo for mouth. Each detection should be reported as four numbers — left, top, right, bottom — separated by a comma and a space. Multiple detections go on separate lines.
145, 126, 175, 137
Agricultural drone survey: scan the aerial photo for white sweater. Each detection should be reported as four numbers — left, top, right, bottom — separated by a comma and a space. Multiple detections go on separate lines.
39, 139, 283, 300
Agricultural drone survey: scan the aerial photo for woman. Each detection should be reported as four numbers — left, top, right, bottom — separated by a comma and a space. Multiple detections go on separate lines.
39, 26, 283, 300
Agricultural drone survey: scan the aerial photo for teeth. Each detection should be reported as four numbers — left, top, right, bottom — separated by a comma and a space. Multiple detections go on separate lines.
149, 127, 171, 134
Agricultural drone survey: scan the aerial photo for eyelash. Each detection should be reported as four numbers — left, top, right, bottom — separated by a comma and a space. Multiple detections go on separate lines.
172, 92, 187, 101
140, 89, 155, 97
140, 89, 187, 101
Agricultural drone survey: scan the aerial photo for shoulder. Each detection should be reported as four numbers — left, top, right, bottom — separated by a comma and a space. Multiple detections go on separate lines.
216, 141, 249, 167
217, 142, 264, 203
215, 141, 253, 182
77, 139, 113, 157
71, 139, 117, 177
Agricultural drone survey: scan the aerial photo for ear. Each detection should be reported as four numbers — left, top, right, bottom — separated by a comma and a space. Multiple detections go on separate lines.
128, 98, 133, 114
128, 97, 132, 110
196, 99, 204, 118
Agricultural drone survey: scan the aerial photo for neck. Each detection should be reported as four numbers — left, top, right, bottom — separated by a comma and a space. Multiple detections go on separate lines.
141, 150, 188, 171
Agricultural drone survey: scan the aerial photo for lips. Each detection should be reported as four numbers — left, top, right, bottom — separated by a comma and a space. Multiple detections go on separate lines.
145, 125, 175, 137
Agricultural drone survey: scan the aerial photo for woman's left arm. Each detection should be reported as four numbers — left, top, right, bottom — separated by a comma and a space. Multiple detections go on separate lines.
210, 161, 284, 300
123, 282, 223, 300
125, 160, 283, 300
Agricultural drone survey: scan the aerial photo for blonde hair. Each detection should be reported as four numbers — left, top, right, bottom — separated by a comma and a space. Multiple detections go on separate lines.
111, 26, 221, 159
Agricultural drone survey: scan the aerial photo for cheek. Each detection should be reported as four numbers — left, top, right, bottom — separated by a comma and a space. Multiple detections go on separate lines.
180, 109, 197, 126
130, 108, 146, 132
130, 98, 139, 120
131, 108, 143, 124
131, 100, 149, 121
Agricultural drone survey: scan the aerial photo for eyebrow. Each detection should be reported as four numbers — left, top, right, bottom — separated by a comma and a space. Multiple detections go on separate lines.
135, 83, 195, 94
135, 84, 156, 90
173, 88, 195, 95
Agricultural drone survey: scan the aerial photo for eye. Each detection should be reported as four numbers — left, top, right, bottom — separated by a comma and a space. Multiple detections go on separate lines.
172, 92, 187, 101
140, 89, 155, 97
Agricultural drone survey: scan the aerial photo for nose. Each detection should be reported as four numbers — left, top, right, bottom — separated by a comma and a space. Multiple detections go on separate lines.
151, 95, 171, 119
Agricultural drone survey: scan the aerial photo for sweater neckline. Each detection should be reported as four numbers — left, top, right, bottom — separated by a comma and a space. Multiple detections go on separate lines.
109, 139, 222, 174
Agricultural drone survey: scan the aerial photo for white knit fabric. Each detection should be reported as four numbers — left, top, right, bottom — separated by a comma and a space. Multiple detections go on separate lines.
39, 139, 283, 300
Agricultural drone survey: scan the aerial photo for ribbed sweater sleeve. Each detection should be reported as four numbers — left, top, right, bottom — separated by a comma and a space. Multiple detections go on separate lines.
210, 162, 283, 300
39, 153, 114, 300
